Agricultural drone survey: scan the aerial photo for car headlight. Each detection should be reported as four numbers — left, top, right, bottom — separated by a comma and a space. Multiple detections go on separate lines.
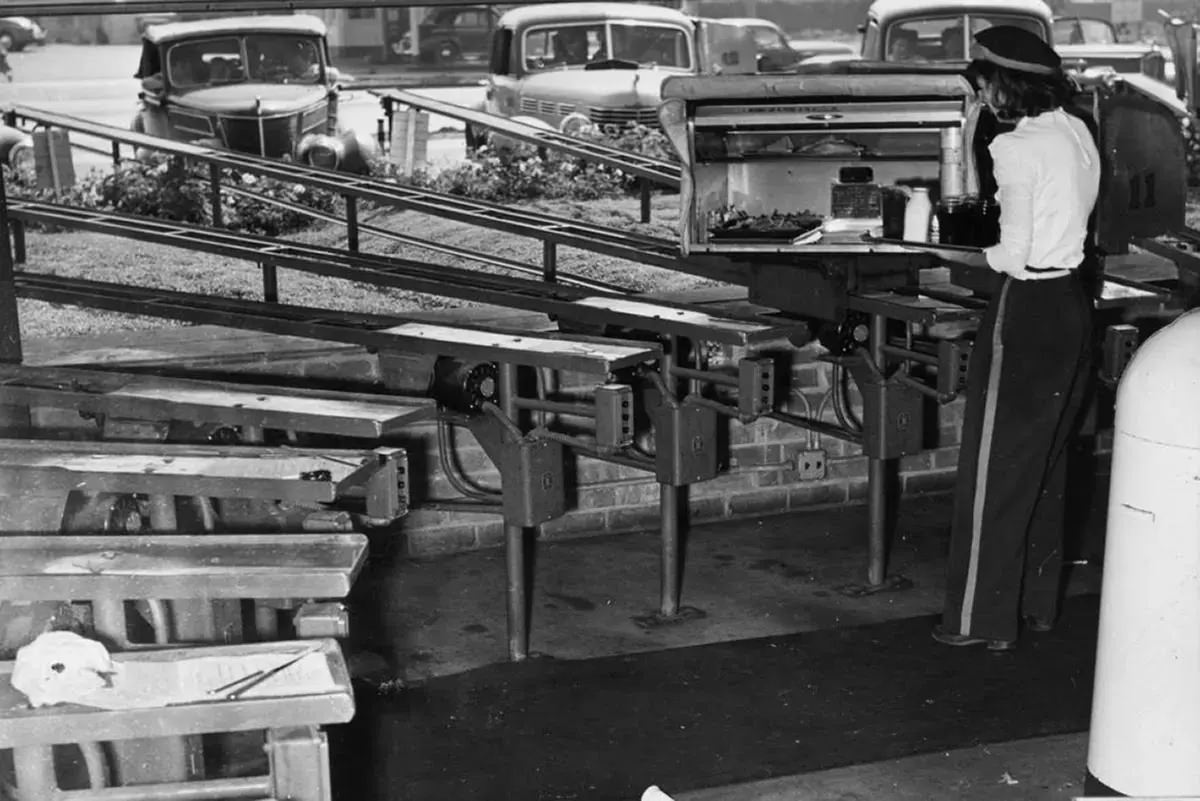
298, 133, 343, 170
7, 142, 34, 182
559, 113, 593, 137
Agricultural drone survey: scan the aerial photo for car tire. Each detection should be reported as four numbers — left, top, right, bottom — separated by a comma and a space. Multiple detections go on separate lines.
464, 122, 486, 152
434, 40, 462, 66
0, 33, 15, 52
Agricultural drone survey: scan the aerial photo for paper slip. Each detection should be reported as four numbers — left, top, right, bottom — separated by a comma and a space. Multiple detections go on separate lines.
69, 648, 337, 710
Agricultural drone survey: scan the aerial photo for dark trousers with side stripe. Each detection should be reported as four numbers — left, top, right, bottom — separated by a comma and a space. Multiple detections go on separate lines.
941, 272, 1093, 642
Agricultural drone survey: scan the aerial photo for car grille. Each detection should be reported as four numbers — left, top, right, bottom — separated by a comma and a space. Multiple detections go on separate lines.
587, 107, 660, 129
218, 114, 298, 159
519, 97, 575, 118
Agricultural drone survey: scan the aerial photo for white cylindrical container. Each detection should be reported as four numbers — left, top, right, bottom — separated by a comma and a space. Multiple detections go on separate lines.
902, 186, 932, 242
1086, 309, 1200, 797
940, 126, 965, 199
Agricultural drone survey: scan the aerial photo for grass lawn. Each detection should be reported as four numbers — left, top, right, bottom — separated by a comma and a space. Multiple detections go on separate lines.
12, 194, 719, 341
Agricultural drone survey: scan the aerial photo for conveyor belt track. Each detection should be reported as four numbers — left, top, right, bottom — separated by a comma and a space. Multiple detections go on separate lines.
12, 273, 660, 373
9, 200, 797, 346
5, 107, 743, 280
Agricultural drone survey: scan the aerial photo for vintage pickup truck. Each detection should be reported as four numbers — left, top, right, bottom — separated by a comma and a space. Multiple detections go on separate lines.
132, 15, 372, 172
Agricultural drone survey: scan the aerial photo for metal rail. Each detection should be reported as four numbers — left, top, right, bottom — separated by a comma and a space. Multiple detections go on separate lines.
8, 200, 795, 346
12, 272, 660, 374
219, 182, 627, 294
3, 107, 751, 284
373, 88, 682, 188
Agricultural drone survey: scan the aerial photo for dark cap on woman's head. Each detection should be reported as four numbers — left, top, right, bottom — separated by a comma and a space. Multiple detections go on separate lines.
972, 25, 1061, 75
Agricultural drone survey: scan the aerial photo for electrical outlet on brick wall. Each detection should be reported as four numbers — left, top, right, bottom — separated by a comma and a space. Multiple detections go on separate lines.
794, 449, 827, 481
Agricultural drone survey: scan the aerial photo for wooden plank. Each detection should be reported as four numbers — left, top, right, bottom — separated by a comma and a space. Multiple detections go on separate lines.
0, 439, 403, 506
571, 297, 801, 346
0, 365, 436, 438
0, 534, 368, 601
0, 639, 353, 748
380, 322, 661, 372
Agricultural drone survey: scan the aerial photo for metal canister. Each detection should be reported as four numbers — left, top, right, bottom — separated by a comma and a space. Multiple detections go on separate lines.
939, 126, 965, 200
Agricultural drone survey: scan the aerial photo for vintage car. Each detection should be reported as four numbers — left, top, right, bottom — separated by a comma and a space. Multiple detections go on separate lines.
471, 2, 756, 146
1053, 15, 1167, 80
0, 16, 46, 51
853, 0, 1164, 81
132, 15, 372, 172
711, 17, 803, 72
400, 4, 502, 65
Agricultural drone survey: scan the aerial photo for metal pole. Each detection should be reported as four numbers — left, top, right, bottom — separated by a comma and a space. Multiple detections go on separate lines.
640, 177, 651, 223
867, 313, 888, 586
11, 219, 25, 264
499, 360, 529, 661
345, 195, 359, 252
659, 342, 680, 616
0, 171, 22, 364
12, 746, 58, 799
209, 163, 222, 228
111, 140, 121, 168
542, 240, 556, 283
262, 262, 278, 304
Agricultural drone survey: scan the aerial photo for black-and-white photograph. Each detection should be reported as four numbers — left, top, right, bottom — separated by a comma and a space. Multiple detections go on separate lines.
0, 0, 1197, 798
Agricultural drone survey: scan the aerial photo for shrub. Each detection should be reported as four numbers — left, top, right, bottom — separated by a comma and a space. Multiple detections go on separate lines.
370, 122, 678, 204
18, 155, 342, 237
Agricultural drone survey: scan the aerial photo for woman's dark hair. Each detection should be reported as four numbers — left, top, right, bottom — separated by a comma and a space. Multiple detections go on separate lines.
969, 59, 1078, 120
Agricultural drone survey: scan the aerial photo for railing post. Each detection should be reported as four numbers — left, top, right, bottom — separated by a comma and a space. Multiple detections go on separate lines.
542, 240, 556, 283
0, 171, 22, 365
262, 262, 279, 304
640, 177, 651, 223
111, 140, 121, 169
345, 195, 359, 252
209, 163, 222, 228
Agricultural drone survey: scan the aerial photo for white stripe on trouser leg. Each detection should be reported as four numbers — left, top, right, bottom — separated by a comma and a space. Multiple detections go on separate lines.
960, 280, 1011, 633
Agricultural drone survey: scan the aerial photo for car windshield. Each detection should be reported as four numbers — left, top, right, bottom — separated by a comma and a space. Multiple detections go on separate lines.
884, 14, 1045, 63
523, 21, 692, 70
1052, 18, 1117, 45
166, 33, 324, 89
748, 24, 789, 50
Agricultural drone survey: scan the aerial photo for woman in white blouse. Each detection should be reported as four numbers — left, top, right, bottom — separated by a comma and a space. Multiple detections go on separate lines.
931, 25, 1101, 652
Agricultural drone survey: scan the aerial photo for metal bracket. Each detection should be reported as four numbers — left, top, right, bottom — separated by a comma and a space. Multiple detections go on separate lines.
469, 413, 566, 527
1100, 324, 1139, 385
267, 725, 333, 801
737, 357, 775, 420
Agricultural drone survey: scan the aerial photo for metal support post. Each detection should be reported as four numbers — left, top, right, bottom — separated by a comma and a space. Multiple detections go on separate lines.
659, 342, 681, 617
208, 163, 222, 229
0, 171, 22, 365
345, 195, 359, 252
267, 726, 333, 801
12, 745, 58, 800
542, 240, 557, 283
0, 171, 29, 436
867, 313, 891, 586
11, 219, 25, 264
111, 140, 121, 168
640, 177, 651, 223
261, 262, 278, 304
499, 361, 530, 661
